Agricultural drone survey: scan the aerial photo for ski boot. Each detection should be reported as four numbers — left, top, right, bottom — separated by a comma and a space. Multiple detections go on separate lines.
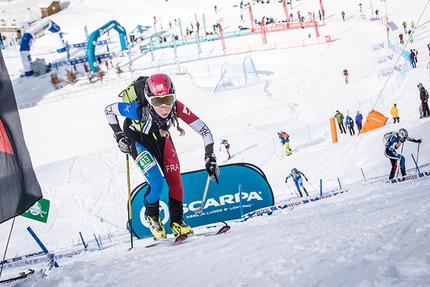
400, 168, 406, 177
170, 219, 193, 237
145, 201, 166, 239
147, 214, 166, 239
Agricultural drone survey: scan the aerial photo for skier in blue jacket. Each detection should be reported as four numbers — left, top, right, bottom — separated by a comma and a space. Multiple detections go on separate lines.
285, 168, 309, 197
384, 128, 421, 179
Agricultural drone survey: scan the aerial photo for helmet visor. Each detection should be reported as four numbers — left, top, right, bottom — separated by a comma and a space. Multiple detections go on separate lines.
148, 94, 176, 107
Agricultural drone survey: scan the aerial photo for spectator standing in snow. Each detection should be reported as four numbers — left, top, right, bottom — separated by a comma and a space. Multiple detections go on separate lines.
410, 21, 415, 29
399, 33, 404, 44
384, 128, 421, 180
343, 69, 349, 84
355, 111, 363, 133
418, 83, 430, 118
401, 21, 407, 33
375, 9, 379, 20
285, 168, 309, 197
408, 30, 414, 42
413, 49, 418, 64
427, 60, 430, 81
341, 11, 345, 21
278, 131, 292, 156
391, 103, 400, 124
219, 139, 231, 159
410, 49, 417, 68
334, 110, 347, 134
345, 114, 355, 136
358, 3, 363, 12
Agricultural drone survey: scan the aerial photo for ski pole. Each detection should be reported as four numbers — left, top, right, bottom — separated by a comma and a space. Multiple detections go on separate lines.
396, 142, 405, 178
411, 154, 420, 173
307, 181, 317, 192
286, 181, 299, 197
416, 142, 421, 166
126, 154, 133, 250
195, 176, 211, 216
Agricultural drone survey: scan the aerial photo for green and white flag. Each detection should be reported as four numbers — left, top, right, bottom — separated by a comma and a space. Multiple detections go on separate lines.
21, 198, 50, 223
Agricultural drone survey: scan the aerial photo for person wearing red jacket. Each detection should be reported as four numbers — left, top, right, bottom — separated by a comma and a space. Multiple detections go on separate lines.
104, 74, 219, 239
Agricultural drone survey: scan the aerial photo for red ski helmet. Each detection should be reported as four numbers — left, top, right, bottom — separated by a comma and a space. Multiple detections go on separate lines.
144, 74, 176, 107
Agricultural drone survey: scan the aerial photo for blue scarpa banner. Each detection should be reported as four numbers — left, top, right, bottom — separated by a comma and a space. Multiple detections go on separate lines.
130, 163, 274, 239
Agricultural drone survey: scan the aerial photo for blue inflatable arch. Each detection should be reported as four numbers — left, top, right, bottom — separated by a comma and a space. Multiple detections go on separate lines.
20, 18, 66, 76
86, 20, 128, 73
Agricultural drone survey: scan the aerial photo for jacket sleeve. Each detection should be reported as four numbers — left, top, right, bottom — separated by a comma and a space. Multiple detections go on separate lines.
104, 101, 141, 137
176, 101, 215, 156
104, 103, 123, 136
406, 137, 420, 143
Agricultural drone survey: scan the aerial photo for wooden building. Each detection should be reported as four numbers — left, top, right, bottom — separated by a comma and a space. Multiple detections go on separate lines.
38, 1, 61, 18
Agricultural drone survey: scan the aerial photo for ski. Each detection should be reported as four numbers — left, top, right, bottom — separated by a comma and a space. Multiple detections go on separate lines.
385, 171, 429, 184
145, 234, 188, 248
279, 153, 292, 160
42, 254, 56, 278
0, 269, 35, 285
144, 223, 230, 248
222, 154, 235, 163
190, 223, 231, 238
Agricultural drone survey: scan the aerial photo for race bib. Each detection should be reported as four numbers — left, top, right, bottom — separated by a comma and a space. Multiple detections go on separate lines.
135, 151, 156, 174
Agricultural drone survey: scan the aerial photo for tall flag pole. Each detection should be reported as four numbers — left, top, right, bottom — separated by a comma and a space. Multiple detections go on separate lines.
0, 49, 42, 224
319, 0, 325, 25
248, 5, 255, 33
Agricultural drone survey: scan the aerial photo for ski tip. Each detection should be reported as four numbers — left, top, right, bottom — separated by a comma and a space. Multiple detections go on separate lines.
174, 234, 188, 243
216, 225, 231, 234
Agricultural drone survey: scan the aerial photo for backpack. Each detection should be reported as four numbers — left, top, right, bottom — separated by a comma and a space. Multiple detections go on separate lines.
280, 132, 289, 140
118, 76, 148, 103
117, 76, 149, 131
383, 131, 396, 146
425, 89, 429, 100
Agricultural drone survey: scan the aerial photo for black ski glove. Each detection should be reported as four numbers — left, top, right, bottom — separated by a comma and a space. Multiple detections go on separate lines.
115, 132, 131, 154
285, 178, 288, 183
205, 153, 220, 183
305, 177, 308, 182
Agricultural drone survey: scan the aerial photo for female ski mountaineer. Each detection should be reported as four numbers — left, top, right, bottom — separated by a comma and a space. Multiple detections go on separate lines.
104, 73, 219, 239
285, 168, 309, 197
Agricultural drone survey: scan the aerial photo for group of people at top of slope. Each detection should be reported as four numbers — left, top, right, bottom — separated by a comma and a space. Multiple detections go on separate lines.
334, 110, 363, 136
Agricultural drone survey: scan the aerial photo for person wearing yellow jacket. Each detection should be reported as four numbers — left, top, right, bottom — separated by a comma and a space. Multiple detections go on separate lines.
391, 103, 400, 124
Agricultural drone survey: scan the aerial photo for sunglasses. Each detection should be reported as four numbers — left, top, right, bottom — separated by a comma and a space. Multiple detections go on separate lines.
148, 94, 176, 107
